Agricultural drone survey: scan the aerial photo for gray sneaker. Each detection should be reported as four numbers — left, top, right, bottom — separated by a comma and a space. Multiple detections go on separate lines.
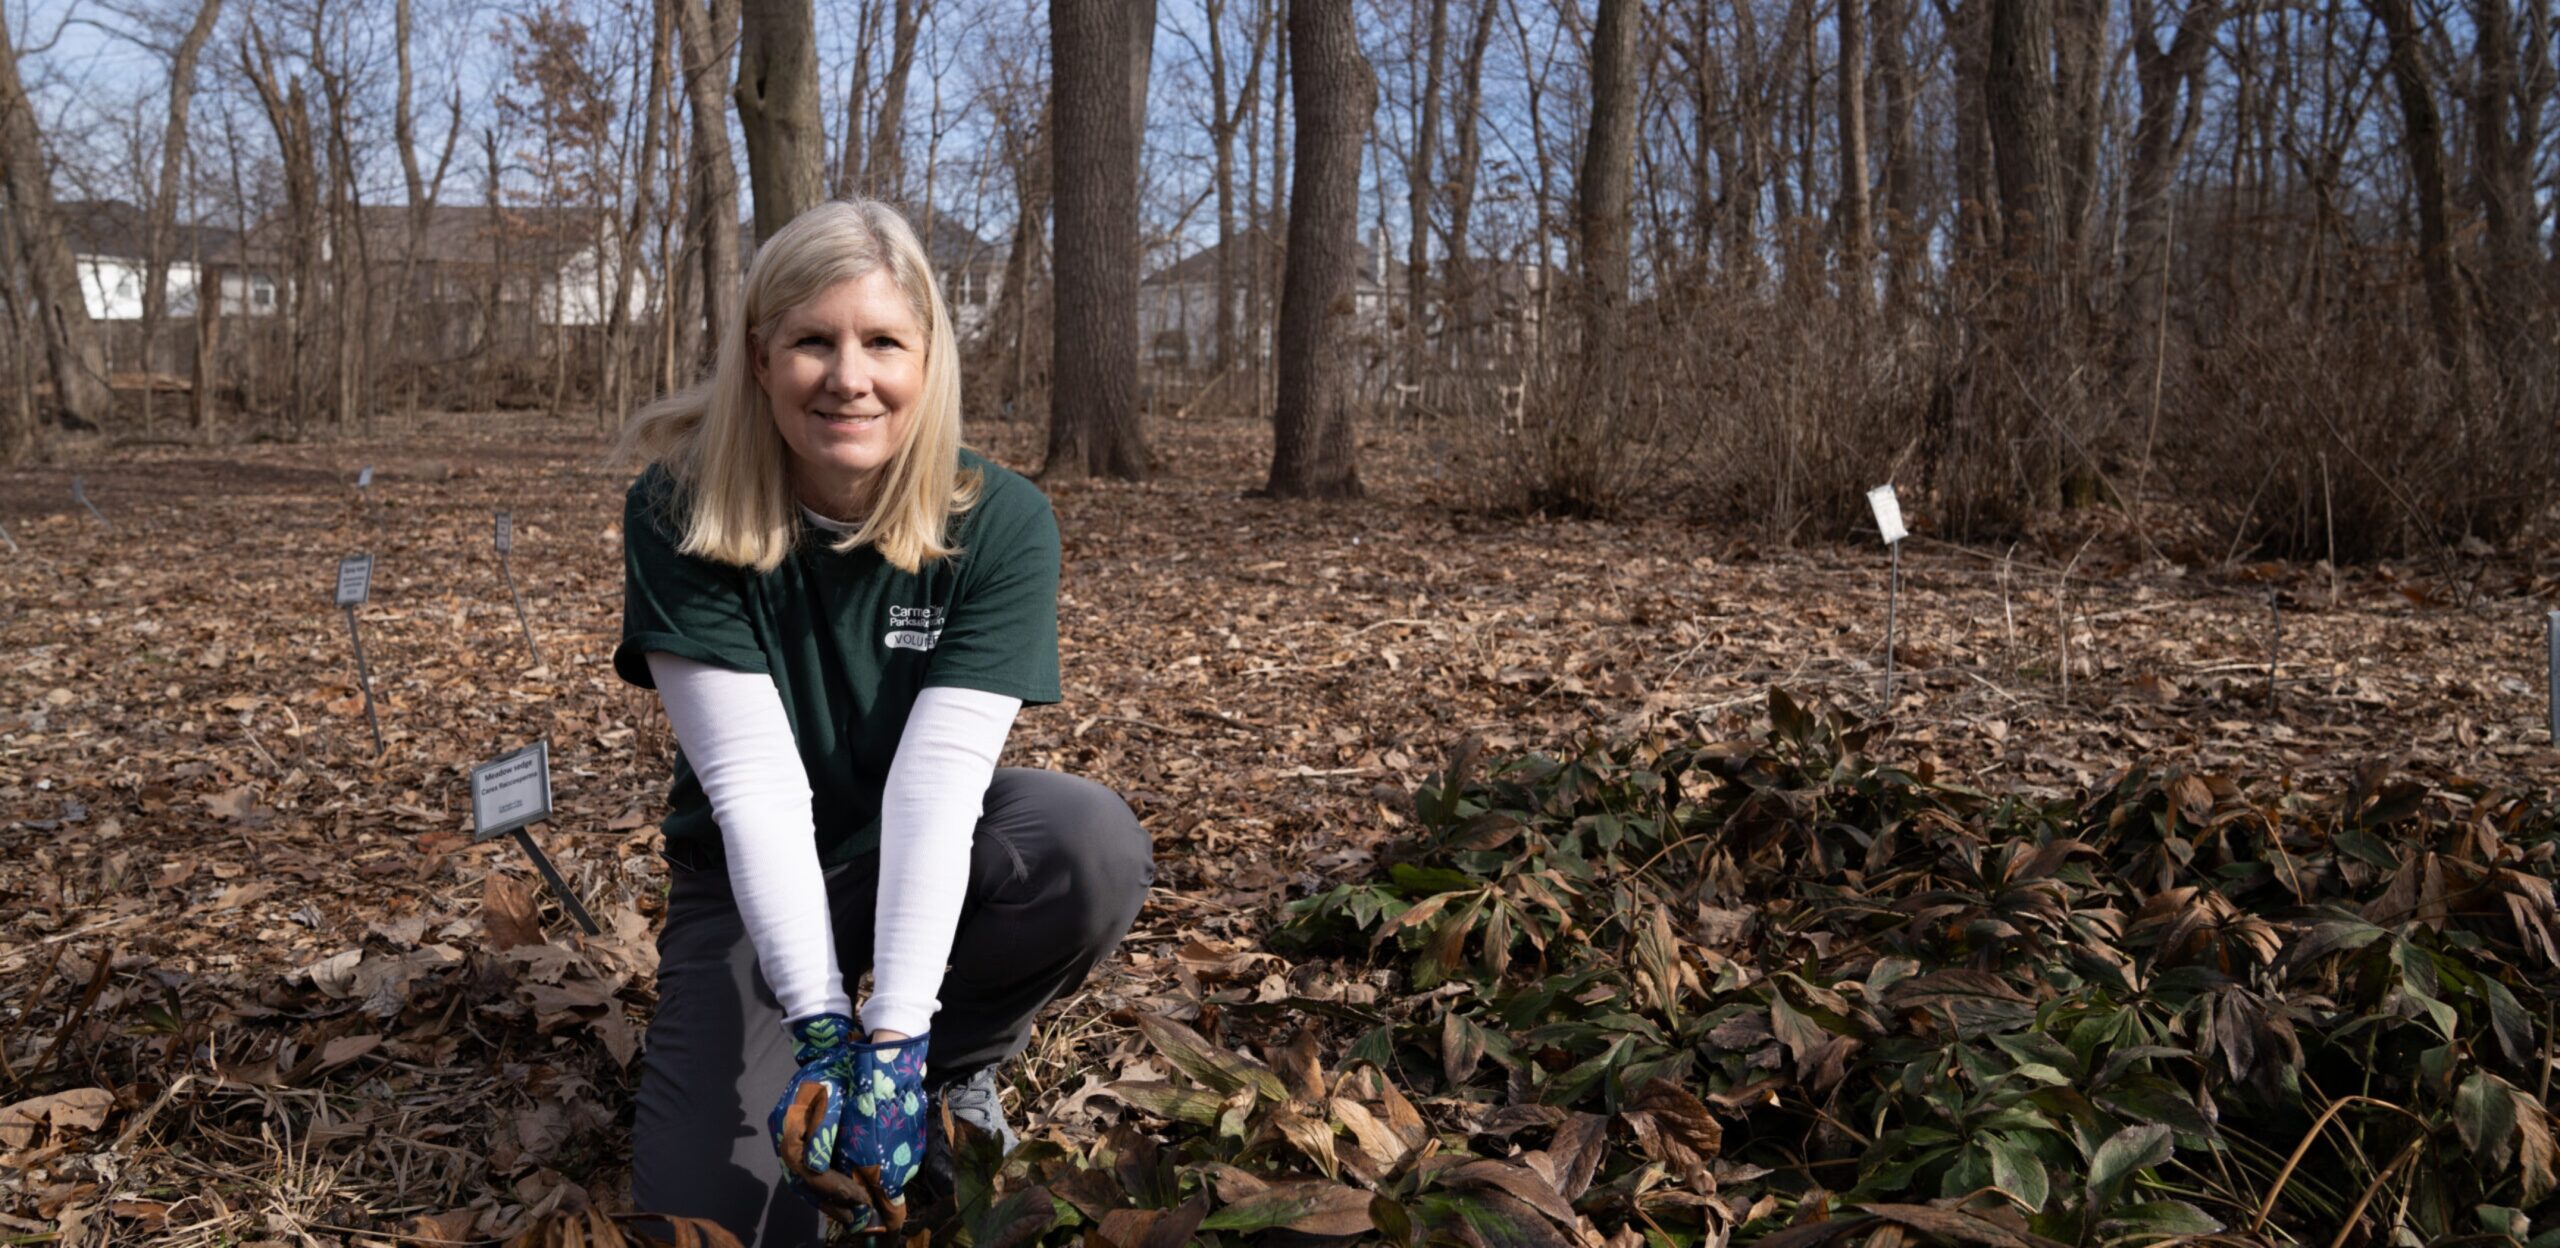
936, 1067, 1018, 1154
912, 1068, 1016, 1210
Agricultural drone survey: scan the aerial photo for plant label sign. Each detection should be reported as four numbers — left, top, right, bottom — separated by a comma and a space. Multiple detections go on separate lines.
0, 520, 16, 554
1866, 484, 1907, 545
494, 511, 513, 554
357, 465, 374, 489
334, 553, 373, 607
470, 741, 553, 842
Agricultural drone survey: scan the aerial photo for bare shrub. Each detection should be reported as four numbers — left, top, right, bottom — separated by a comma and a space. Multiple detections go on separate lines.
2174, 287, 2558, 561
1453, 282, 2081, 544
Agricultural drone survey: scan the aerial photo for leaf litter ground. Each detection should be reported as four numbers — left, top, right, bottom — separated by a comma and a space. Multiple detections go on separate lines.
0, 412, 2554, 1245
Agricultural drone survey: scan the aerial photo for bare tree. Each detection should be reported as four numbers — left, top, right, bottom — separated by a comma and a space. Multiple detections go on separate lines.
1405, 0, 1448, 380
1834, 0, 1871, 305
392, 0, 464, 423
239, 15, 321, 432
125, 0, 225, 434
1983, 0, 2061, 274
675, 0, 742, 361
0, 0, 113, 444
738, 0, 824, 240
1577, 0, 1640, 339
2366, 0, 2464, 366
1047, 0, 1153, 479
833, 0, 882, 198
1263, 0, 1371, 498
869, 0, 929, 201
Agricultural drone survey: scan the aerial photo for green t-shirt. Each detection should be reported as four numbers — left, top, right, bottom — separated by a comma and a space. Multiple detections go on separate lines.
614, 448, 1062, 867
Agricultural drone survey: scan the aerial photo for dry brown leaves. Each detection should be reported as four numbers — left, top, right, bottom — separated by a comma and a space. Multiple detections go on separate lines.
0, 411, 2553, 1243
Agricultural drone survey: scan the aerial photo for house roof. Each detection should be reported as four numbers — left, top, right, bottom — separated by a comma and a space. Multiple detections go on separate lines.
738, 203, 1007, 275
209, 203, 612, 267
58, 199, 239, 263
1145, 226, 1400, 290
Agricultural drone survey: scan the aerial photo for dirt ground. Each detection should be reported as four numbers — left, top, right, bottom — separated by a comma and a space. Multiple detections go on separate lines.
1, 410, 2554, 1244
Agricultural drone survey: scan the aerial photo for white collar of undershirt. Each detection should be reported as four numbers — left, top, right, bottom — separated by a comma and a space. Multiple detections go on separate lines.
800, 504, 863, 534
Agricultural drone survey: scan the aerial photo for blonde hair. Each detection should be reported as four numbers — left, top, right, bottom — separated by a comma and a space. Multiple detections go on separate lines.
617, 198, 977, 573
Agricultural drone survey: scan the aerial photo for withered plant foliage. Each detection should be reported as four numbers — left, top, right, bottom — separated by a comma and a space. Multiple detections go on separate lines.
958, 691, 2560, 1246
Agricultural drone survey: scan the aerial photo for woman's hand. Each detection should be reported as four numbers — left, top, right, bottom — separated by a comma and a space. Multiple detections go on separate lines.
767, 1012, 859, 1189
836, 1031, 932, 1204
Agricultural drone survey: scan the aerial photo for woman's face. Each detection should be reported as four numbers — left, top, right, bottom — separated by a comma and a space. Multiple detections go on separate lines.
755, 268, 926, 518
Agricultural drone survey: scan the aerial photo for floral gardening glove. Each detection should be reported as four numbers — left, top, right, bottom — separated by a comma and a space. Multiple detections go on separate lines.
833, 1031, 931, 1201
767, 1012, 858, 1191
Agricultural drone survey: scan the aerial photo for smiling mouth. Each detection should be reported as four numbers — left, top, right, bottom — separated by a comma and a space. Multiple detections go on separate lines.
813, 410, 882, 426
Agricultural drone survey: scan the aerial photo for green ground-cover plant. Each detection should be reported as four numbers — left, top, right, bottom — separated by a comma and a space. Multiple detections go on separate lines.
933, 691, 2559, 1246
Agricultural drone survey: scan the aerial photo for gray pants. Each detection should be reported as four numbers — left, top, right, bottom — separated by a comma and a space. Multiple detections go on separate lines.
630, 769, 1152, 1246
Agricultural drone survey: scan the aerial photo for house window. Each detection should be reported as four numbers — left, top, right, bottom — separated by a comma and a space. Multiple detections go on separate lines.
252, 278, 276, 310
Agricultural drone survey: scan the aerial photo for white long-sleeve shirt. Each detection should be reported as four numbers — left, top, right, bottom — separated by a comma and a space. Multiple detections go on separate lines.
645, 651, 1018, 1036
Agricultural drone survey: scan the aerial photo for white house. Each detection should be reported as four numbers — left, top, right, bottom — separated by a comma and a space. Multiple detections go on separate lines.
60, 200, 229, 321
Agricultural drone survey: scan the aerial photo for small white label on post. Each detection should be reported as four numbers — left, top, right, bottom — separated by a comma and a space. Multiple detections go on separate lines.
357, 465, 374, 488
470, 741, 553, 841
334, 553, 373, 607
494, 511, 513, 553
1867, 484, 1907, 544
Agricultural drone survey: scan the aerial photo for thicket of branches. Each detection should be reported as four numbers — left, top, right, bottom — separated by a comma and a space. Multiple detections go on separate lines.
0, 0, 2554, 556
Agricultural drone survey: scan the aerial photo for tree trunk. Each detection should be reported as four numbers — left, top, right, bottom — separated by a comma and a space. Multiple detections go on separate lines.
0, 1, 113, 437
1873, 0, 1922, 310
2052, 0, 2108, 273
1577, 0, 1641, 340
1048, 0, 1153, 480
604, 0, 673, 425
1445, 0, 1495, 279
2118, 0, 2218, 350
241, 21, 321, 433
1264, 0, 1372, 498
2465, 0, 2544, 369
1834, 0, 1871, 306
1983, 0, 2061, 273
870, 0, 926, 202
738, 0, 825, 243
2366, 0, 2465, 368
137, 0, 223, 435
834, 0, 879, 199
394, 0, 462, 423
1406, 0, 1448, 380
677, 0, 743, 361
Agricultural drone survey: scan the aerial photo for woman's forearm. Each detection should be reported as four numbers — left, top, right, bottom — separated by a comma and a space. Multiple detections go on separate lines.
866, 685, 1020, 1038
647, 652, 852, 1024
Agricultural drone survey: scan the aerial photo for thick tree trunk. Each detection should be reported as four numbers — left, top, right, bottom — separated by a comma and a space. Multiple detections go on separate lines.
1873, 0, 1922, 310
2052, 0, 2107, 273
870, 0, 926, 202
1264, 0, 1373, 498
0, 2, 113, 437
1048, 0, 1153, 480
676, 0, 743, 361
1938, 0, 1998, 264
2367, 0, 2465, 368
2466, 0, 2544, 369
738, 0, 825, 242
1983, 0, 2061, 274
1577, 0, 1641, 340
1834, 0, 1871, 306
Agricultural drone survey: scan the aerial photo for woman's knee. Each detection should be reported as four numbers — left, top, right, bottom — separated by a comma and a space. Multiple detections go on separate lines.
989, 770, 1152, 929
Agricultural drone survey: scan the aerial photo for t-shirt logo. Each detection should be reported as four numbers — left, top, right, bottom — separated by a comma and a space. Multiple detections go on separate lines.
885, 604, 945, 652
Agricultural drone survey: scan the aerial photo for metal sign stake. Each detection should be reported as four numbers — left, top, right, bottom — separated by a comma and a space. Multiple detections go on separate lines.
2546, 611, 2558, 746
72, 476, 110, 529
1866, 485, 1907, 708
335, 554, 384, 756
494, 512, 543, 667
2267, 592, 2281, 719
0, 520, 17, 554
470, 741, 600, 936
